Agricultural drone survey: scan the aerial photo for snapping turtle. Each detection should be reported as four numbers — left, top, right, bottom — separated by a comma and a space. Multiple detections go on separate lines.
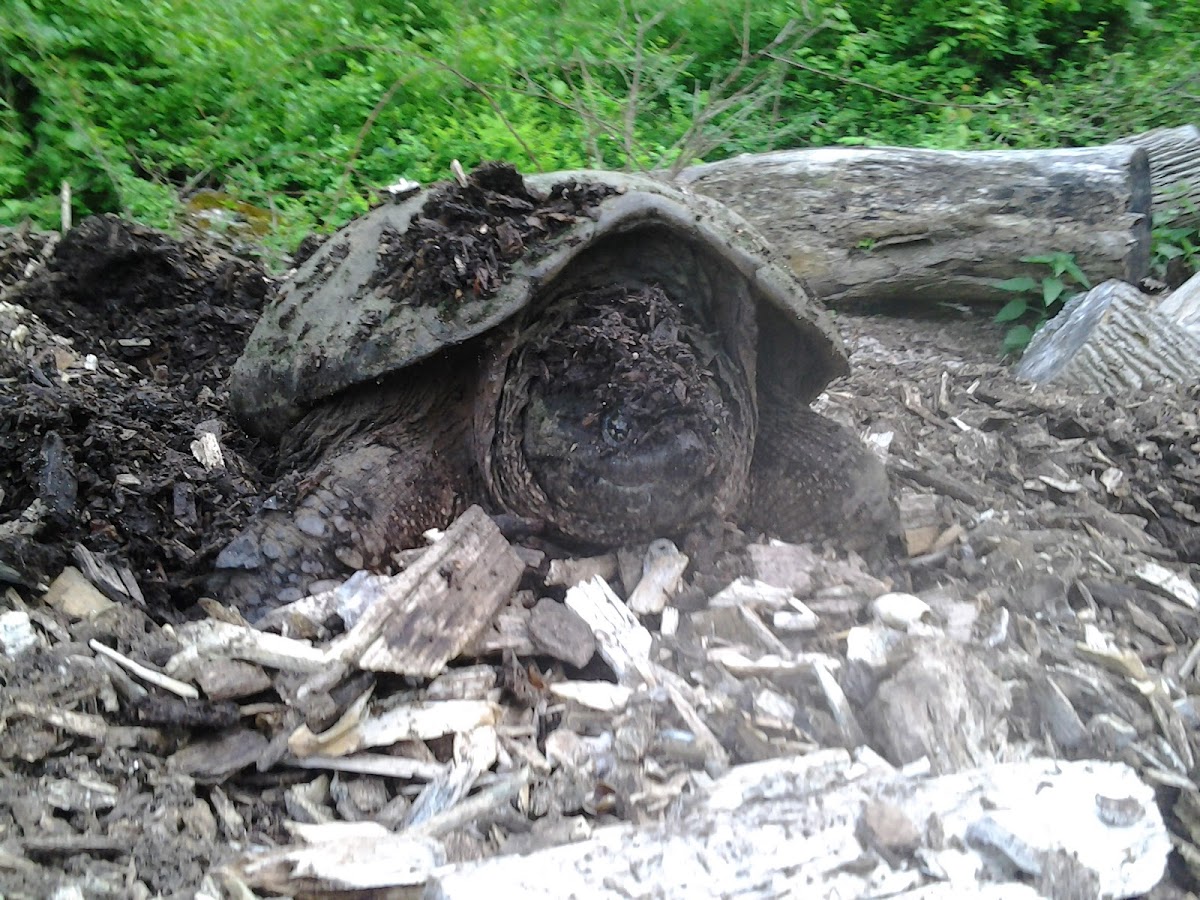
217, 164, 893, 609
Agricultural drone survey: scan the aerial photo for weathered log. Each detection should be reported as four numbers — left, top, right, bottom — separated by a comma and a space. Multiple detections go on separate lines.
424, 754, 1169, 899
1116, 125, 1200, 228
678, 145, 1150, 306
1014, 279, 1200, 392
1157, 269, 1200, 338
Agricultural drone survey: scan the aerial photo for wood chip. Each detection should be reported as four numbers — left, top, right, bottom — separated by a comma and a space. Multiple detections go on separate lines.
1134, 561, 1200, 609
41, 566, 116, 618
627, 539, 689, 615
330, 506, 524, 677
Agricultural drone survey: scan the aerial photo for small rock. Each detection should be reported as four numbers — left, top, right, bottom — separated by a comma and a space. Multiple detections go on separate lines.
0, 610, 37, 655
546, 554, 618, 588
529, 598, 596, 668
872, 592, 933, 631
858, 799, 922, 865
42, 566, 116, 618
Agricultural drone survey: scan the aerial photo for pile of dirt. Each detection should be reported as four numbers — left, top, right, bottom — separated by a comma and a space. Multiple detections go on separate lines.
364, 162, 616, 308
0, 218, 275, 614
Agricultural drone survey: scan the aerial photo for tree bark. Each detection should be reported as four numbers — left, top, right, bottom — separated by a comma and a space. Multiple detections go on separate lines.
1157, 270, 1200, 337
1014, 279, 1200, 393
1116, 125, 1200, 229
677, 145, 1151, 307
424, 755, 1168, 900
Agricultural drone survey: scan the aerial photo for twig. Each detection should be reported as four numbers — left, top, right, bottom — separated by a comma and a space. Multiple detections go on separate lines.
89, 639, 200, 699
767, 52, 1012, 112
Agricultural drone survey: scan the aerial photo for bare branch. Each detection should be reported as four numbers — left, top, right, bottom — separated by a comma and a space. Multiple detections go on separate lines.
768, 53, 1013, 112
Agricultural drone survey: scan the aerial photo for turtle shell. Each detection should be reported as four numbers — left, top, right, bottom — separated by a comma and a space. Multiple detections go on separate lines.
230, 168, 847, 436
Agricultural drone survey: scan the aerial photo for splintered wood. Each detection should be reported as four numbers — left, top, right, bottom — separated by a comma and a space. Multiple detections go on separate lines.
330, 505, 524, 676
425, 755, 1168, 900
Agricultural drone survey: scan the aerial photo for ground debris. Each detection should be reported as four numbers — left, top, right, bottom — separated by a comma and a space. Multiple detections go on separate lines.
2, 228, 1199, 898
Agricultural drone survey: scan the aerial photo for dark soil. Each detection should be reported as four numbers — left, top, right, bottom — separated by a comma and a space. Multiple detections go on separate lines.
0, 217, 274, 616
364, 161, 616, 309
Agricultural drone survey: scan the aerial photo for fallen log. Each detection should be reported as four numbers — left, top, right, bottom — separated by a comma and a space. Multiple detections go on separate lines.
1014, 279, 1200, 392
678, 145, 1151, 307
424, 754, 1169, 899
1116, 125, 1200, 229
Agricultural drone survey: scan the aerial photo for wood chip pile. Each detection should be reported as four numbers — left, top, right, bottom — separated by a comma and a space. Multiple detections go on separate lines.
4, 334, 1199, 898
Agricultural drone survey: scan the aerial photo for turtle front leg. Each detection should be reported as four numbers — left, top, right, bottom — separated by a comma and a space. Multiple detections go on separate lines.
747, 390, 897, 556
211, 368, 478, 618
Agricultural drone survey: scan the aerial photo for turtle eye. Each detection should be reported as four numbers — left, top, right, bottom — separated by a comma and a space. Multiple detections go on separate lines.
602, 412, 630, 446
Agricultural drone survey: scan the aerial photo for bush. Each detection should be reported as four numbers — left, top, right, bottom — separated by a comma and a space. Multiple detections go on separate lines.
1, 0, 1197, 255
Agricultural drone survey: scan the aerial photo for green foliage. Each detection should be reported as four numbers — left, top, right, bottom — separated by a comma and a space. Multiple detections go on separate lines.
994, 252, 1092, 354
1150, 190, 1200, 280
1153, 222, 1199, 278
1, 0, 1198, 263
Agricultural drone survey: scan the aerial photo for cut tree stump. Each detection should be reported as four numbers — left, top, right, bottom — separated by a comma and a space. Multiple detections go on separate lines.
678, 145, 1151, 307
1116, 125, 1200, 229
1014, 279, 1200, 392
1157, 269, 1200, 338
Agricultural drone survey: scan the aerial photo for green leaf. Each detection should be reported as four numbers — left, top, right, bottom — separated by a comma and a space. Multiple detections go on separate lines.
1042, 278, 1066, 307
995, 297, 1028, 322
1003, 324, 1035, 355
995, 276, 1039, 293
1061, 258, 1091, 288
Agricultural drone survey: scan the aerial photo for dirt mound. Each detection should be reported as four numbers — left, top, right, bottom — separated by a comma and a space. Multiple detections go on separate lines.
364, 161, 616, 308
0, 219, 275, 614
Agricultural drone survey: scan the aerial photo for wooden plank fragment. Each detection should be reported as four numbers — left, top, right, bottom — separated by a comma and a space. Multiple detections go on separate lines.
330, 506, 524, 677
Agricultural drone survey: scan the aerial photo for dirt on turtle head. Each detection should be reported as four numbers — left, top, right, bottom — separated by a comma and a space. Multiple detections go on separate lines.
486, 283, 755, 545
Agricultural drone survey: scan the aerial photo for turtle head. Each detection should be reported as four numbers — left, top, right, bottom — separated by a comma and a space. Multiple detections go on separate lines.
484, 282, 755, 545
